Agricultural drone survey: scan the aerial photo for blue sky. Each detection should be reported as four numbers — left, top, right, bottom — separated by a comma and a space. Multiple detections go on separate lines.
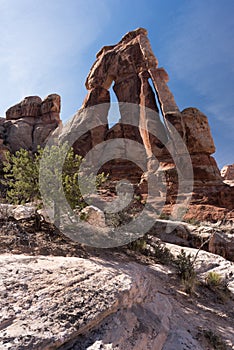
0, 0, 233, 168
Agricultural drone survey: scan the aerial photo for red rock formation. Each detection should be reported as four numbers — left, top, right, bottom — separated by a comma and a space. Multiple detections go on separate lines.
221, 164, 234, 181
61, 28, 234, 219
221, 164, 234, 188
0, 118, 9, 163
3, 94, 61, 153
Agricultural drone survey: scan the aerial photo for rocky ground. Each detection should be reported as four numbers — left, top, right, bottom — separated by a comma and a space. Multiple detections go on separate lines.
0, 212, 234, 350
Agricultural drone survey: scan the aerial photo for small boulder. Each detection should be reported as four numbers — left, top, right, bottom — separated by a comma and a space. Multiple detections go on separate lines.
80, 205, 106, 228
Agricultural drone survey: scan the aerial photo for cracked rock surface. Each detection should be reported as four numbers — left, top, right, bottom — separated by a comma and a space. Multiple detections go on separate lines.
0, 249, 234, 350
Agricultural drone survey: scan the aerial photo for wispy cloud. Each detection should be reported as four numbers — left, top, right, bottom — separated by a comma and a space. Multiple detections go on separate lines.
163, 1, 234, 128
0, 0, 110, 116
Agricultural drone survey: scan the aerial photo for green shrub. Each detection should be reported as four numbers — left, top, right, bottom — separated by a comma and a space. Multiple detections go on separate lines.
151, 239, 174, 265
174, 249, 197, 294
158, 212, 170, 220
201, 329, 227, 350
205, 272, 230, 302
206, 271, 222, 287
2, 148, 41, 204
128, 238, 147, 252
2, 143, 107, 226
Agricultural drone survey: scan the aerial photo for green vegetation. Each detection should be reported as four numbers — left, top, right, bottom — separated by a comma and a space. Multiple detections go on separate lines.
174, 249, 197, 294
205, 271, 222, 287
151, 239, 174, 265
204, 271, 230, 302
200, 329, 228, 350
158, 212, 170, 220
128, 237, 147, 252
127, 236, 174, 265
3, 148, 41, 204
2, 143, 107, 225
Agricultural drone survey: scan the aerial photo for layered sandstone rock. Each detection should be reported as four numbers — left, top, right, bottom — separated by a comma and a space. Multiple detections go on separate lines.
64, 27, 233, 214
161, 107, 232, 208
60, 28, 168, 182
221, 164, 234, 187
3, 94, 61, 154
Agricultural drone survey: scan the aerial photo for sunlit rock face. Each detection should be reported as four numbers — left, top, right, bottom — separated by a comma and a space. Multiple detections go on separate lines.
221, 164, 234, 180
59, 28, 233, 214
3, 94, 61, 153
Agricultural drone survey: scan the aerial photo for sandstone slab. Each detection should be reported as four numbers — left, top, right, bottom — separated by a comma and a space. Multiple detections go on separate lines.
0, 250, 234, 349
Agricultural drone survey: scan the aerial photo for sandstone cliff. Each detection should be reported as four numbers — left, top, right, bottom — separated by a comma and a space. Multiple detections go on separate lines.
59, 28, 233, 219
0, 94, 61, 160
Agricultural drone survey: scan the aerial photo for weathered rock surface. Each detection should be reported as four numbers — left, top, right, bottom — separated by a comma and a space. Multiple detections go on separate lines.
58, 27, 233, 219
0, 118, 9, 162
221, 164, 234, 187
221, 164, 234, 180
0, 251, 233, 350
149, 219, 234, 261
0, 203, 36, 220
2, 94, 61, 153
80, 205, 106, 228
181, 108, 215, 154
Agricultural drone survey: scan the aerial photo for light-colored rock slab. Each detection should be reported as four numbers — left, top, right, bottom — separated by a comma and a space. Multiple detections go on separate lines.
0, 251, 234, 349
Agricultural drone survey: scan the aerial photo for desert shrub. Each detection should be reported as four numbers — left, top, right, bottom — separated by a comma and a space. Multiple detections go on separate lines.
205, 271, 222, 287
201, 329, 227, 350
2, 143, 107, 226
105, 211, 127, 227
128, 237, 174, 265
3, 149, 40, 204
174, 249, 197, 294
205, 271, 230, 302
158, 212, 170, 220
128, 237, 147, 253
151, 239, 174, 265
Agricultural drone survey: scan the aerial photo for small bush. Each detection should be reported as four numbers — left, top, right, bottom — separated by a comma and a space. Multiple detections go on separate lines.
204, 272, 230, 302
79, 212, 89, 221
128, 238, 147, 252
158, 212, 170, 220
201, 329, 227, 350
206, 271, 222, 287
151, 239, 174, 265
174, 249, 195, 279
174, 249, 197, 294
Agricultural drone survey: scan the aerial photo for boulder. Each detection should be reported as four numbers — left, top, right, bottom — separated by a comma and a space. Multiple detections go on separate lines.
209, 231, 234, 261
6, 96, 42, 120
12, 205, 36, 221
0, 203, 36, 220
5, 120, 33, 152
80, 205, 106, 228
149, 218, 234, 261
221, 164, 234, 180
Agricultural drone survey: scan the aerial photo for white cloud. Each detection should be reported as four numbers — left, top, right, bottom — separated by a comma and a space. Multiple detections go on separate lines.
0, 0, 110, 116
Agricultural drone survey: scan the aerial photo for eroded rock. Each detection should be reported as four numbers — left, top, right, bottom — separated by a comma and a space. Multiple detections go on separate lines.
59, 28, 233, 218
80, 205, 106, 228
221, 164, 234, 187
3, 94, 61, 153
0, 251, 233, 350
221, 164, 234, 180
